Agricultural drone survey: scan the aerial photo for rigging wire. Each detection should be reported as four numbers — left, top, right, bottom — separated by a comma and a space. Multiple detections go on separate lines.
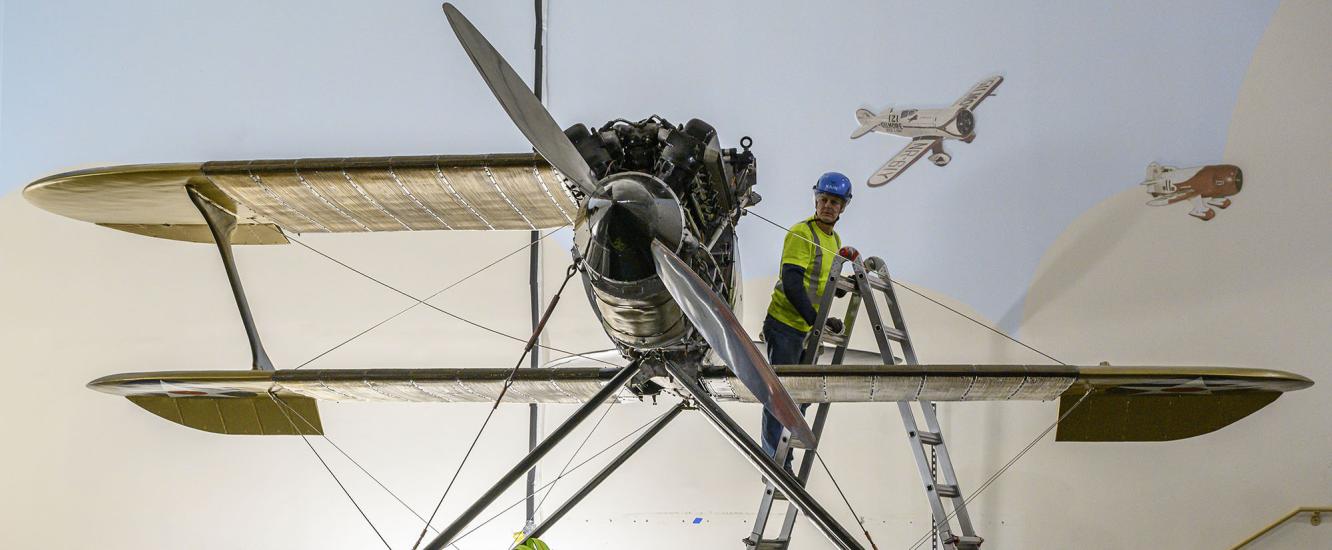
813, 451, 881, 550
410, 266, 581, 550
268, 393, 393, 550
281, 232, 620, 369
905, 386, 1095, 550
521, 400, 618, 546
450, 405, 675, 547
746, 210, 1067, 365
267, 394, 456, 546
294, 226, 568, 369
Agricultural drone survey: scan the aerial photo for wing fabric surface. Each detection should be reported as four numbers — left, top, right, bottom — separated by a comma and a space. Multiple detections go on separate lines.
90, 365, 1310, 441
869, 138, 938, 187
23, 154, 579, 244
952, 75, 1004, 111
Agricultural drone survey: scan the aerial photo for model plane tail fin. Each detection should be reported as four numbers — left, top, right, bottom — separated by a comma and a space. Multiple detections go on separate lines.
850, 108, 880, 139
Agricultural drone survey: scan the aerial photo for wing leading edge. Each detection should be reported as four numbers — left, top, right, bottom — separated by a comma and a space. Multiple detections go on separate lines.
89, 364, 1311, 441
24, 153, 579, 244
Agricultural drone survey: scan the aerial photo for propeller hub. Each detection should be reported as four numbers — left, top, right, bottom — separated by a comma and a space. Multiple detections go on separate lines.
577, 172, 684, 284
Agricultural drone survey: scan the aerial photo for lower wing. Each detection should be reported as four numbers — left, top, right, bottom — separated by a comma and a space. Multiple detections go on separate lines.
869, 138, 939, 187
90, 364, 1311, 442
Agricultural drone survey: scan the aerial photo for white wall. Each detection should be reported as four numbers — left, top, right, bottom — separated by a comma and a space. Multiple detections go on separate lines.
2, 1, 1328, 549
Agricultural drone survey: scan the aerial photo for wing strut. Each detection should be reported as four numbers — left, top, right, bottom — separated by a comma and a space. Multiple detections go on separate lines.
186, 182, 275, 371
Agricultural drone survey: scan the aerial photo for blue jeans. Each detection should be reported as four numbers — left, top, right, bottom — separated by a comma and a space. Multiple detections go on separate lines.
760, 315, 810, 470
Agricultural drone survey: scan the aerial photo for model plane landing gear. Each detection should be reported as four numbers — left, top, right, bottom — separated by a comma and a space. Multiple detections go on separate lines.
1207, 197, 1232, 209
930, 151, 952, 167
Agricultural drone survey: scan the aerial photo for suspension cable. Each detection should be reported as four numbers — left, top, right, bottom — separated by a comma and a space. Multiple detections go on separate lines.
746, 210, 1067, 365
295, 226, 567, 369
905, 386, 1095, 550
268, 392, 392, 549
267, 394, 457, 546
410, 265, 581, 550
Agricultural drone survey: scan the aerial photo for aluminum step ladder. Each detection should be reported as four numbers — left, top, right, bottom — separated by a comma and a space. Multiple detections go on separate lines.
743, 255, 982, 550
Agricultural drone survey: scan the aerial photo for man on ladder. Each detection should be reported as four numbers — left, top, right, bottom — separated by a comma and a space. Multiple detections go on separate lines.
760, 171, 858, 471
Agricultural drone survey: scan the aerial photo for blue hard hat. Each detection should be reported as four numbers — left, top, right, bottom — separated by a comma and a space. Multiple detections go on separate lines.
813, 172, 852, 200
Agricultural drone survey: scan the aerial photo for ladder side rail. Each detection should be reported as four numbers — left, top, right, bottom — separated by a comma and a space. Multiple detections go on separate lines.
918, 402, 977, 536
747, 255, 849, 548
853, 262, 958, 544
774, 260, 863, 544
876, 262, 980, 546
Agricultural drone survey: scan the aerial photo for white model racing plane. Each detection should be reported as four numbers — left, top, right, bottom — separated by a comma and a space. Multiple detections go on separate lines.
852, 75, 1003, 187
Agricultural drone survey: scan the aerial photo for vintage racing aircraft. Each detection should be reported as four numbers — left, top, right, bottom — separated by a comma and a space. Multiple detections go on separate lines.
1141, 162, 1244, 220
851, 75, 1003, 187
22, 5, 1310, 550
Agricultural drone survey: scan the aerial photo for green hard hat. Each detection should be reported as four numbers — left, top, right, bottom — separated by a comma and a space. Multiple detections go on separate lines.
515, 538, 550, 550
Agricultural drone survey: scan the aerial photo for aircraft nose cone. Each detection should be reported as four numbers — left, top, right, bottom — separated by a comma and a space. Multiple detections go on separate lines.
581, 172, 683, 283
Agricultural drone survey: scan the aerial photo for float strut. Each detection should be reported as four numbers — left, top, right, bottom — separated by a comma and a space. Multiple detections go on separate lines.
425, 360, 643, 550
187, 184, 275, 371
665, 362, 865, 550
522, 400, 686, 543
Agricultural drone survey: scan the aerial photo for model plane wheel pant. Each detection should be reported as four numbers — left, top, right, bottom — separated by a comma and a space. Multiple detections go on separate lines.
425, 360, 643, 550
664, 362, 864, 550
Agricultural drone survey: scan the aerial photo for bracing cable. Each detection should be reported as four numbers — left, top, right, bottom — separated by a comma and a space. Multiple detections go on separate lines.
904, 386, 1095, 550
282, 233, 620, 369
269, 393, 393, 550
410, 266, 581, 550
295, 226, 567, 369
813, 451, 881, 550
519, 400, 619, 548
268, 394, 456, 546
449, 406, 676, 547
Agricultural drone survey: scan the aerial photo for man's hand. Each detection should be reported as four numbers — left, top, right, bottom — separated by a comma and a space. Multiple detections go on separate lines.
824, 317, 844, 335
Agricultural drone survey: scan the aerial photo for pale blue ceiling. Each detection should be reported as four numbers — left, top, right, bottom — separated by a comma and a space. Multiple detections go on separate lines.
0, 0, 1277, 330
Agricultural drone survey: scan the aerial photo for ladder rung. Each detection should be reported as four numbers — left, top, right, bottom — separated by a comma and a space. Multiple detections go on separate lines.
917, 430, 943, 446
770, 488, 787, 501
834, 277, 857, 294
820, 330, 848, 346
935, 484, 961, 498
753, 539, 788, 550
881, 326, 907, 342
949, 535, 984, 549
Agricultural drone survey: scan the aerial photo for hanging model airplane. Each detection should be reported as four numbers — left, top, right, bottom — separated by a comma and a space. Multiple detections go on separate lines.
22, 6, 1310, 550
1142, 162, 1243, 220
852, 75, 1003, 187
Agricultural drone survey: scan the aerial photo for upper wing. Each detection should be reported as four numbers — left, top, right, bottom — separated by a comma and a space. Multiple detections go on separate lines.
952, 75, 1004, 111
23, 153, 579, 244
90, 364, 1311, 441
868, 138, 939, 187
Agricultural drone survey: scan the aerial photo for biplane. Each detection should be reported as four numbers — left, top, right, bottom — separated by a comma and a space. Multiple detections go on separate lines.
851, 75, 1004, 187
22, 5, 1311, 549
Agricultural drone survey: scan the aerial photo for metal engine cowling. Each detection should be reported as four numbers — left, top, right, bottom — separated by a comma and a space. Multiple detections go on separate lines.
574, 172, 689, 349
